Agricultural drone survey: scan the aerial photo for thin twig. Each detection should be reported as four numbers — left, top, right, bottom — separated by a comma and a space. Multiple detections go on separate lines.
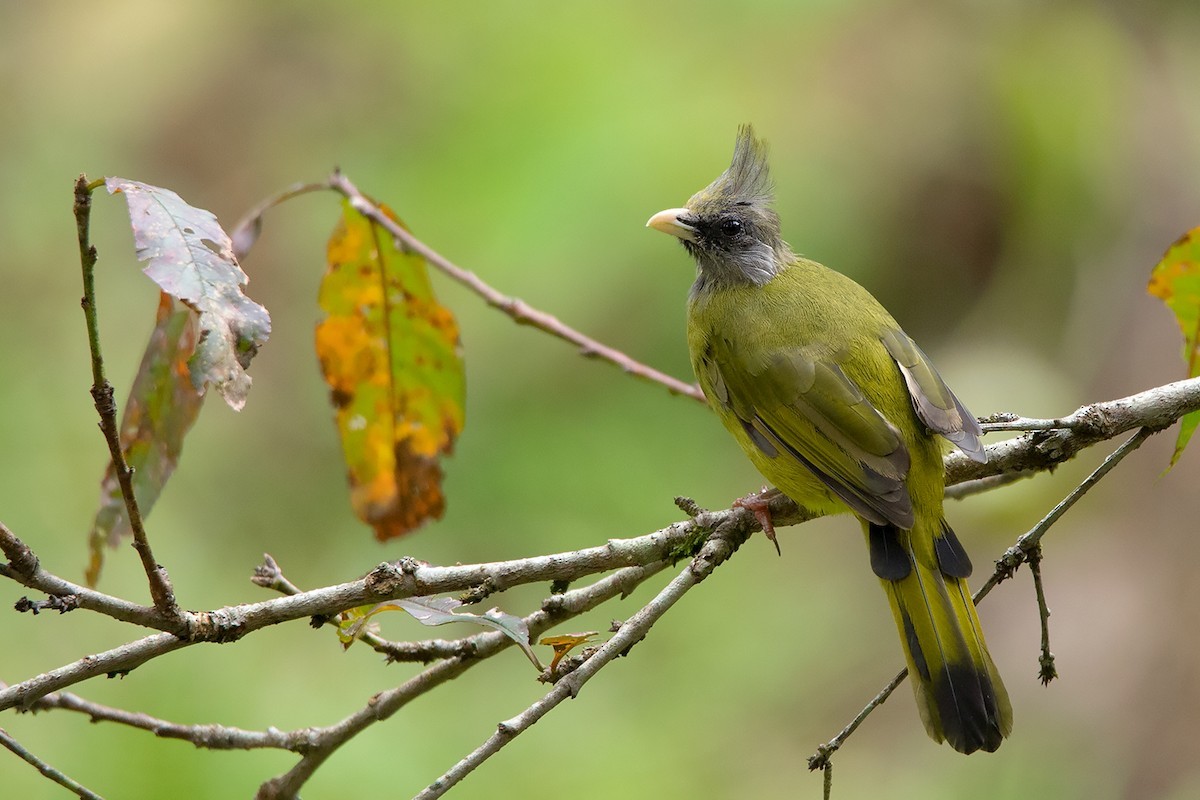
807, 670, 908, 770
73, 175, 179, 619
979, 414, 1072, 432
1027, 545, 1057, 684
974, 427, 1155, 602
228, 181, 329, 261
0, 633, 186, 711
29, 690, 302, 751
324, 171, 707, 403
0, 726, 105, 800
807, 426, 1157, 768
411, 521, 749, 799
944, 470, 1034, 500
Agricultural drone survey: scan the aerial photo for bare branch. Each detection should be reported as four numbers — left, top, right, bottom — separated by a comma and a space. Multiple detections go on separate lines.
947, 377, 1200, 484
324, 172, 707, 403
0, 633, 186, 711
29, 690, 304, 751
944, 470, 1034, 500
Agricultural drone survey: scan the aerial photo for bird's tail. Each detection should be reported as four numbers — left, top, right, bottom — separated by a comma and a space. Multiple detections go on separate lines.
865, 519, 1012, 754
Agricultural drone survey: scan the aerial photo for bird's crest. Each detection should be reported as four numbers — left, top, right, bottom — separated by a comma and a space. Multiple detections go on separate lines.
693, 124, 775, 210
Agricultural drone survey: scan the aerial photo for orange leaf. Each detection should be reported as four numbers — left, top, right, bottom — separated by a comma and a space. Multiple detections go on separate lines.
317, 200, 466, 540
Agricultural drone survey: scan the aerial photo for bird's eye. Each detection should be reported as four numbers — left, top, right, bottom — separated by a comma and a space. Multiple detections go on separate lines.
720, 218, 743, 237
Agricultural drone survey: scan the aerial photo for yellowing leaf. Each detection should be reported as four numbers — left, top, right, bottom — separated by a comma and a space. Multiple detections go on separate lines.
106, 177, 271, 411
1148, 226, 1200, 467
539, 632, 600, 672
317, 200, 465, 540
87, 293, 204, 586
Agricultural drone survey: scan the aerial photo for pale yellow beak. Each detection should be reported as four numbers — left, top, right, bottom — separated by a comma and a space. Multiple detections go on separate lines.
646, 208, 698, 242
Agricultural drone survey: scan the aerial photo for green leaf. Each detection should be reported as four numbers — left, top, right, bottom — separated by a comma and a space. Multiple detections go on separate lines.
106, 177, 271, 411
317, 200, 466, 540
338, 596, 541, 669
87, 293, 204, 586
1147, 226, 1200, 468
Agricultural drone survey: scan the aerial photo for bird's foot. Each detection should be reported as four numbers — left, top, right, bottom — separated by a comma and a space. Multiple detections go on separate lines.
734, 488, 781, 556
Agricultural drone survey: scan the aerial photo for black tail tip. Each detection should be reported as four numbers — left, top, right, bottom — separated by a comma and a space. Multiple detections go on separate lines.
934, 664, 1011, 755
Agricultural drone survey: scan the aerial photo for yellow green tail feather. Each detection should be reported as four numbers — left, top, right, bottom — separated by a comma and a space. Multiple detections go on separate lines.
867, 520, 1012, 754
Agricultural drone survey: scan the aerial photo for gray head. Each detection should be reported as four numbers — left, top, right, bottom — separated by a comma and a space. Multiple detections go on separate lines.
647, 125, 794, 291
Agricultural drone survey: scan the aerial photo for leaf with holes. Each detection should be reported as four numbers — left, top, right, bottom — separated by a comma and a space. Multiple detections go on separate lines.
1148, 226, 1200, 468
317, 200, 465, 540
106, 177, 271, 411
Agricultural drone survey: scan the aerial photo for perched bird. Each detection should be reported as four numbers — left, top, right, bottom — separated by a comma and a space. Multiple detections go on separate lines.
647, 126, 1012, 754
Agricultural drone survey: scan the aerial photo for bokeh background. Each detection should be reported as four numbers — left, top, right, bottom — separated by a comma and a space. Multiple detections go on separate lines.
3, 2, 1199, 798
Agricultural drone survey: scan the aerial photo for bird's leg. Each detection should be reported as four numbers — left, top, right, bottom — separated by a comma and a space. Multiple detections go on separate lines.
733, 488, 782, 556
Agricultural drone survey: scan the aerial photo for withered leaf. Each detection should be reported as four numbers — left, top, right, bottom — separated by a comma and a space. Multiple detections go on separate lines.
106, 177, 271, 411
317, 200, 465, 540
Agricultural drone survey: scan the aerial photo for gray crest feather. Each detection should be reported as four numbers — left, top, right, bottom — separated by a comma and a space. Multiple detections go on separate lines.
697, 124, 774, 208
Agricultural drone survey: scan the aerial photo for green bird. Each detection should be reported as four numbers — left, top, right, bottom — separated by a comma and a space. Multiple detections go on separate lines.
647, 126, 1012, 754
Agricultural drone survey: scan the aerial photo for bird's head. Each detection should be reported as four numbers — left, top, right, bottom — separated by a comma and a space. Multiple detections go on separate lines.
647, 125, 793, 290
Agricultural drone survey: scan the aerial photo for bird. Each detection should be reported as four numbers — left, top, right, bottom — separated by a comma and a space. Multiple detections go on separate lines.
646, 125, 1012, 754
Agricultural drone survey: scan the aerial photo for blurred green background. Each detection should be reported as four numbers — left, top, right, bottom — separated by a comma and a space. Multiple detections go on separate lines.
3, 2, 1200, 798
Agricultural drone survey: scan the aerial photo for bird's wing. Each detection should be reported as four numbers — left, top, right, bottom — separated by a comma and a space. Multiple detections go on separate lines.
880, 330, 987, 463
702, 340, 915, 528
